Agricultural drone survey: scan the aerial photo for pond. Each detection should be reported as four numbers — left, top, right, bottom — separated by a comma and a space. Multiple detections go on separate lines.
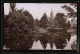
3, 29, 77, 50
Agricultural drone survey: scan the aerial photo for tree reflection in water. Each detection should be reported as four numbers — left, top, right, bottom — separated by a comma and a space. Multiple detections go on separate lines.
4, 29, 72, 50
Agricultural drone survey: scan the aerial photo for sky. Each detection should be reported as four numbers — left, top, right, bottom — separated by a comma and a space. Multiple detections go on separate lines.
4, 3, 71, 20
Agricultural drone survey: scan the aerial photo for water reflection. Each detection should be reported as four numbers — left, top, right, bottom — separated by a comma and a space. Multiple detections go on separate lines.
3, 29, 77, 50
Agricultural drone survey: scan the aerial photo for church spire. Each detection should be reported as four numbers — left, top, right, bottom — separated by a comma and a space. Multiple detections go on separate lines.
51, 8, 53, 13
50, 8, 54, 19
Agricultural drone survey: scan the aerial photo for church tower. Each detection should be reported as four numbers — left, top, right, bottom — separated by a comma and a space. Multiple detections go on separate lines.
50, 8, 54, 19
49, 8, 54, 22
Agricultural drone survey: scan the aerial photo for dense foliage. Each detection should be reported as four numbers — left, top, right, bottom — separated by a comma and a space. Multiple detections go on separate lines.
40, 13, 48, 28
61, 3, 77, 18
54, 13, 67, 29
4, 6, 34, 50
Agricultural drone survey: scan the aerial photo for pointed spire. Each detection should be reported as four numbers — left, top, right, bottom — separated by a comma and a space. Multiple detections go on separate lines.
50, 8, 53, 19
51, 8, 53, 12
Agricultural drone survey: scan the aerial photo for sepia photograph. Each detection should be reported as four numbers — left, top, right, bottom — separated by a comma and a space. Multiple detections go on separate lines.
3, 3, 77, 50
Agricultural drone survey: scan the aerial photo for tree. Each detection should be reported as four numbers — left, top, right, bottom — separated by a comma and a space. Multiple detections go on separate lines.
54, 13, 66, 29
23, 10, 34, 29
61, 3, 77, 28
40, 13, 48, 28
35, 18, 40, 27
3, 15, 10, 28
4, 9, 34, 50
32, 19, 39, 35
10, 3, 16, 12
66, 21, 70, 29
61, 4, 77, 18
